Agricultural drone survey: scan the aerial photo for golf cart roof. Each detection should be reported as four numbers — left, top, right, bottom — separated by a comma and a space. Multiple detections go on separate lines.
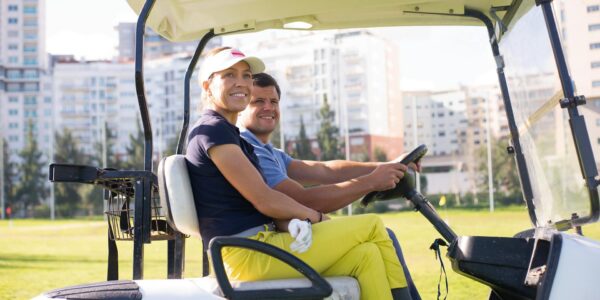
126, 0, 528, 42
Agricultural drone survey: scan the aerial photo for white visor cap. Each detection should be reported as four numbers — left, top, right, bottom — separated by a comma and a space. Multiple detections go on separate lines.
199, 48, 265, 82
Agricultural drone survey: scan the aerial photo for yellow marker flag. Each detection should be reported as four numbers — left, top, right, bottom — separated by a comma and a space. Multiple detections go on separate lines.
439, 195, 447, 206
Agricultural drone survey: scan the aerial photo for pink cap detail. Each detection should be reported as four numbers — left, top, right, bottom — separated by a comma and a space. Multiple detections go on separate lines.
231, 49, 245, 57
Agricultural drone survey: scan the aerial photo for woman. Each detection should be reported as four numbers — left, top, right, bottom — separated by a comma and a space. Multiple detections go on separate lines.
186, 46, 410, 300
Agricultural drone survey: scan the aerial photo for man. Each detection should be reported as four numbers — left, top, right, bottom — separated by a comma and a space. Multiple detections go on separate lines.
239, 73, 421, 300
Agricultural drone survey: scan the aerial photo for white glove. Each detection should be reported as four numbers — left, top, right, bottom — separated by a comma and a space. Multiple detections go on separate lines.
288, 219, 312, 253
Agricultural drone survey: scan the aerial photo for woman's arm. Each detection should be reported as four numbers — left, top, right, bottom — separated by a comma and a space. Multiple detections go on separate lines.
209, 144, 322, 223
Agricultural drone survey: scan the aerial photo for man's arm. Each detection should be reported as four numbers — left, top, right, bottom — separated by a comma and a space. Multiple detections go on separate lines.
287, 159, 379, 185
209, 144, 322, 223
274, 162, 407, 213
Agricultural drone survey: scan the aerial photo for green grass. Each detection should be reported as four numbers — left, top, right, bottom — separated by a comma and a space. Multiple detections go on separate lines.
2, 209, 600, 299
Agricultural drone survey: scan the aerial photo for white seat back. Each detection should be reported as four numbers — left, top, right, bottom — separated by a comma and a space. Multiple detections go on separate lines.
158, 155, 200, 238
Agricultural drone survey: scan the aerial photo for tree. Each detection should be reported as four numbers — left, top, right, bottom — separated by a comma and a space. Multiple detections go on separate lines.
291, 117, 316, 160
316, 95, 343, 161
161, 135, 180, 158
374, 147, 388, 162
2, 139, 16, 209
477, 137, 521, 203
91, 125, 123, 169
53, 129, 90, 217
14, 123, 48, 214
122, 119, 145, 170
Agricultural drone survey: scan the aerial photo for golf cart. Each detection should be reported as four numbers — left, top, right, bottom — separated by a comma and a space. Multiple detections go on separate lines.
37, 0, 600, 299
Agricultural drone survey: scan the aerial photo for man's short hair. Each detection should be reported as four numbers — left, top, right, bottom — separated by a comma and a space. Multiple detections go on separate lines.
253, 73, 281, 98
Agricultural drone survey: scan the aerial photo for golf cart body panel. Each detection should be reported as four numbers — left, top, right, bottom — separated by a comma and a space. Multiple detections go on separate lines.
126, 0, 526, 42
542, 233, 600, 300
34, 277, 359, 300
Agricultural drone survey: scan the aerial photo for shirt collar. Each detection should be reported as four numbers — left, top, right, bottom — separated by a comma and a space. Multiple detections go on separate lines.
240, 128, 270, 148
204, 109, 239, 132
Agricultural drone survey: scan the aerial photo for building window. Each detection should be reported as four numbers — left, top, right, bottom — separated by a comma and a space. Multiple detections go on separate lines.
24, 83, 38, 91
24, 57, 37, 66
588, 5, 600, 12
9, 109, 19, 116
8, 4, 18, 11
23, 45, 37, 52
23, 18, 37, 27
9, 97, 18, 103
44, 97, 52, 103
593, 62, 600, 69
8, 18, 18, 24
24, 109, 37, 118
591, 43, 600, 50
24, 69, 38, 78
24, 96, 37, 104
8, 44, 18, 50
7, 70, 20, 79
9, 136, 19, 142
593, 81, 600, 87
590, 24, 600, 31
7, 30, 18, 37
8, 123, 19, 129
24, 32, 37, 40
8, 56, 18, 63
23, 6, 37, 14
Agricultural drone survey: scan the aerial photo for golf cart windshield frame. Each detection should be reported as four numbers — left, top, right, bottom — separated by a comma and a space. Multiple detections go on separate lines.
131, 0, 600, 279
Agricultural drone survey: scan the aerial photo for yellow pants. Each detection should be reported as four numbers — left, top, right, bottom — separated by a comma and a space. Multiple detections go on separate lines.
220, 214, 407, 300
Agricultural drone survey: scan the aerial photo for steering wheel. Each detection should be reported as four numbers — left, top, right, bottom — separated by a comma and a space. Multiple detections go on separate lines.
360, 144, 427, 207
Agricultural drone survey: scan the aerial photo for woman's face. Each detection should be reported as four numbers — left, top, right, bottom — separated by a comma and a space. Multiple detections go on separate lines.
204, 61, 253, 114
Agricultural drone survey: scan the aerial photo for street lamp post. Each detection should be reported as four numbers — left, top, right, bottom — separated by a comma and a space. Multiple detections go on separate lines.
485, 96, 494, 212
411, 96, 420, 192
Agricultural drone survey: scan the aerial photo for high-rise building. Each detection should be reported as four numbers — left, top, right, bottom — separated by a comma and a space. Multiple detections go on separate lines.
0, 0, 51, 161
242, 30, 404, 160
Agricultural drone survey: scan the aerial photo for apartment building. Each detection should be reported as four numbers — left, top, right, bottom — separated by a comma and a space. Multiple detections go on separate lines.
52, 60, 137, 158
403, 85, 506, 194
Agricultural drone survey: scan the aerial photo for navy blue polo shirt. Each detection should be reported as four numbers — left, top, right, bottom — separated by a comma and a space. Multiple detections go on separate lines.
185, 109, 272, 244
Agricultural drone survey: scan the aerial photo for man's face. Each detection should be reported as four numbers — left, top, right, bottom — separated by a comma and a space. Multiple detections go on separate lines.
240, 85, 280, 137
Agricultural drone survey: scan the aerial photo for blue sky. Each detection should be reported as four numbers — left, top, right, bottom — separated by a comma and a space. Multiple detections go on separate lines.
46, 0, 496, 90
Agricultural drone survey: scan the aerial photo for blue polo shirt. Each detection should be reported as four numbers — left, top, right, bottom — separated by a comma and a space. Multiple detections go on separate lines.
186, 110, 272, 244
240, 129, 294, 188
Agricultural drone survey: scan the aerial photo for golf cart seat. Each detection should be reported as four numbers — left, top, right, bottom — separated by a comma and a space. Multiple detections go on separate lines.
157, 154, 360, 299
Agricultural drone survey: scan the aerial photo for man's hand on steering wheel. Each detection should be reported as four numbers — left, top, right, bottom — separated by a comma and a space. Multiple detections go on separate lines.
360, 144, 428, 206
365, 162, 408, 191
391, 153, 422, 173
